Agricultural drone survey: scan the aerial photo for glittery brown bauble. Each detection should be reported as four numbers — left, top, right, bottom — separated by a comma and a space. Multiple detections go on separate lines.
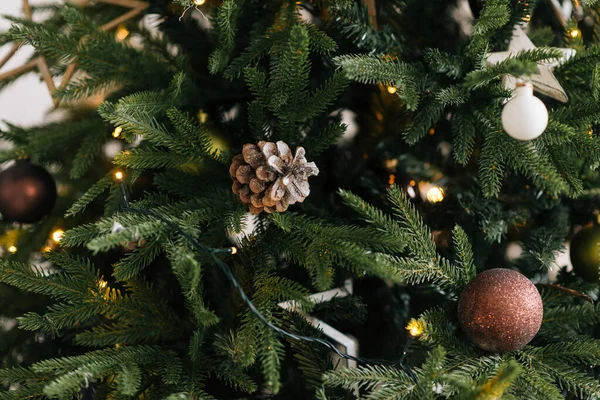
0, 160, 57, 223
458, 268, 543, 352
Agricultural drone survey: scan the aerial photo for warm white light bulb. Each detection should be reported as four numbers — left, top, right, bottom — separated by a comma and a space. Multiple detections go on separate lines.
52, 229, 64, 243
501, 83, 548, 141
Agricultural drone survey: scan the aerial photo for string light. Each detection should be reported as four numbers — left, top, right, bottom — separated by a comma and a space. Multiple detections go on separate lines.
409, 180, 416, 187
406, 319, 424, 338
384, 159, 398, 170
7, 246, 17, 254
428, 127, 435, 136
387, 86, 397, 94
193, 0, 206, 4
43, 246, 52, 253
115, 24, 130, 41
52, 229, 64, 243
198, 109, 208, 124
388, 174, 396, 185
426, 186, 445, 203
112, 127, 123, 138
114, 171, 124, 181
569, 28, 581, 39
230, 247, 238, 255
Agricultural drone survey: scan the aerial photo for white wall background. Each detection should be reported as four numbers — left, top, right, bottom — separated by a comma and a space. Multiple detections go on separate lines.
0, 0, 60, 129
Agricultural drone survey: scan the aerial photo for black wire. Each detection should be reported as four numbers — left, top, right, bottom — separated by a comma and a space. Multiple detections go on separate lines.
118, 181, 417, 380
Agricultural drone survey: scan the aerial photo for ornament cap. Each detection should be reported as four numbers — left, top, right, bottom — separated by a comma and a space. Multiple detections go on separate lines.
515, 80, 533, 89
514, 82, 534, 97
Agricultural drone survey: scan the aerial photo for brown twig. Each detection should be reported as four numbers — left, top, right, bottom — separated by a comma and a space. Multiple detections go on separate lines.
538, 283, 594, 305
362, 0, 378, 30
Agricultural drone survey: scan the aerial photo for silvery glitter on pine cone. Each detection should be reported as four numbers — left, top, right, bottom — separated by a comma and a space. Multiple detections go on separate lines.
230, 141, 319, 215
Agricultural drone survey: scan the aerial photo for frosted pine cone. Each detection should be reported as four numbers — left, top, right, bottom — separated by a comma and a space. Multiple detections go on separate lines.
230, 141, 319, 215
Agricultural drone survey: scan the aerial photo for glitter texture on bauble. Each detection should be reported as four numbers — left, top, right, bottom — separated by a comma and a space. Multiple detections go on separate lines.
457, 268, 543, 353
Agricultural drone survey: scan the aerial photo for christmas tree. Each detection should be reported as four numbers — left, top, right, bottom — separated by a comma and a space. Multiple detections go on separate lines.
2, 0, 600, 398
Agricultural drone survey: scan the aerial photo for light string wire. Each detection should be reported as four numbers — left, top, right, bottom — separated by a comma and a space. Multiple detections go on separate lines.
116, 178, 416, 379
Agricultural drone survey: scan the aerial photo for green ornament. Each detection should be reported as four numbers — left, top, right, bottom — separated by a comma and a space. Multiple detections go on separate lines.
570, 225, 600, 283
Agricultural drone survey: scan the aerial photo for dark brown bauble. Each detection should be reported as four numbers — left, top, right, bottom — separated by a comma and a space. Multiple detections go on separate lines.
570, 225, 600, 283
458, 268, 543, 353
0, 160, 57, 223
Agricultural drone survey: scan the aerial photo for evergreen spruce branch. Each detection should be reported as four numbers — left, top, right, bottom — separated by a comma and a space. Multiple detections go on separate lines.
31, 345, 165, 374
332, 4, 397, 53
303, 72, 349, 121
8, 24, 77, 64
0, 367, 44, 384
166, 107, 224, 163
379, 254, 462, 290
113, 240, 164, 281
108, 90, 175, 118
114, 148, 192, 169
512, 369, 564, 400
451, 111, 477, 166
116, 363, 142, 396
244, 67, 269, 107
333, 55, 421, 110
504, 140, 569, 197
443, 354, 503, 385
540, 362, 600, 399
417, 308, 473, 354
452, 226, 476, 288
303, 22, 338, 54
477, 116, 506, 198
539, 304, 598, 338
53, 75, 122, 102
547, 147, 584, 197
435, 86, 469, 107
208, 0, 241, 74
386, 185, 437, 259
338, 189, 408, 252
32, 346, 169, 398
323, 364, 414, 393
165, 241, 220, 327
76, 281, 182, 347
272, 24, 311, 139
519, 227, 568, 272
538, 120, 576, 147
403, 98, 444, 144
464, 58, 539, 90
425, 49, 465, 79
224, 34, 274, 80
60, 223, 101, 247
462, 360, 521, 400
18, 302, 105, 332
75, 322, 173, 348
70, 130, 106, 179
411, 347, 450, 398
303, 122, 347, 156
247, 99, 270, 140
86, 220, 165, 254
282, 313, 332, 389
256, 315, 284, 393
471, 0, 510, 37
0, 259, 91, 302
272, 212, 405, 255
253, 274, 313, 310
0, 382, 49, 400
523, 340, 600, 366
